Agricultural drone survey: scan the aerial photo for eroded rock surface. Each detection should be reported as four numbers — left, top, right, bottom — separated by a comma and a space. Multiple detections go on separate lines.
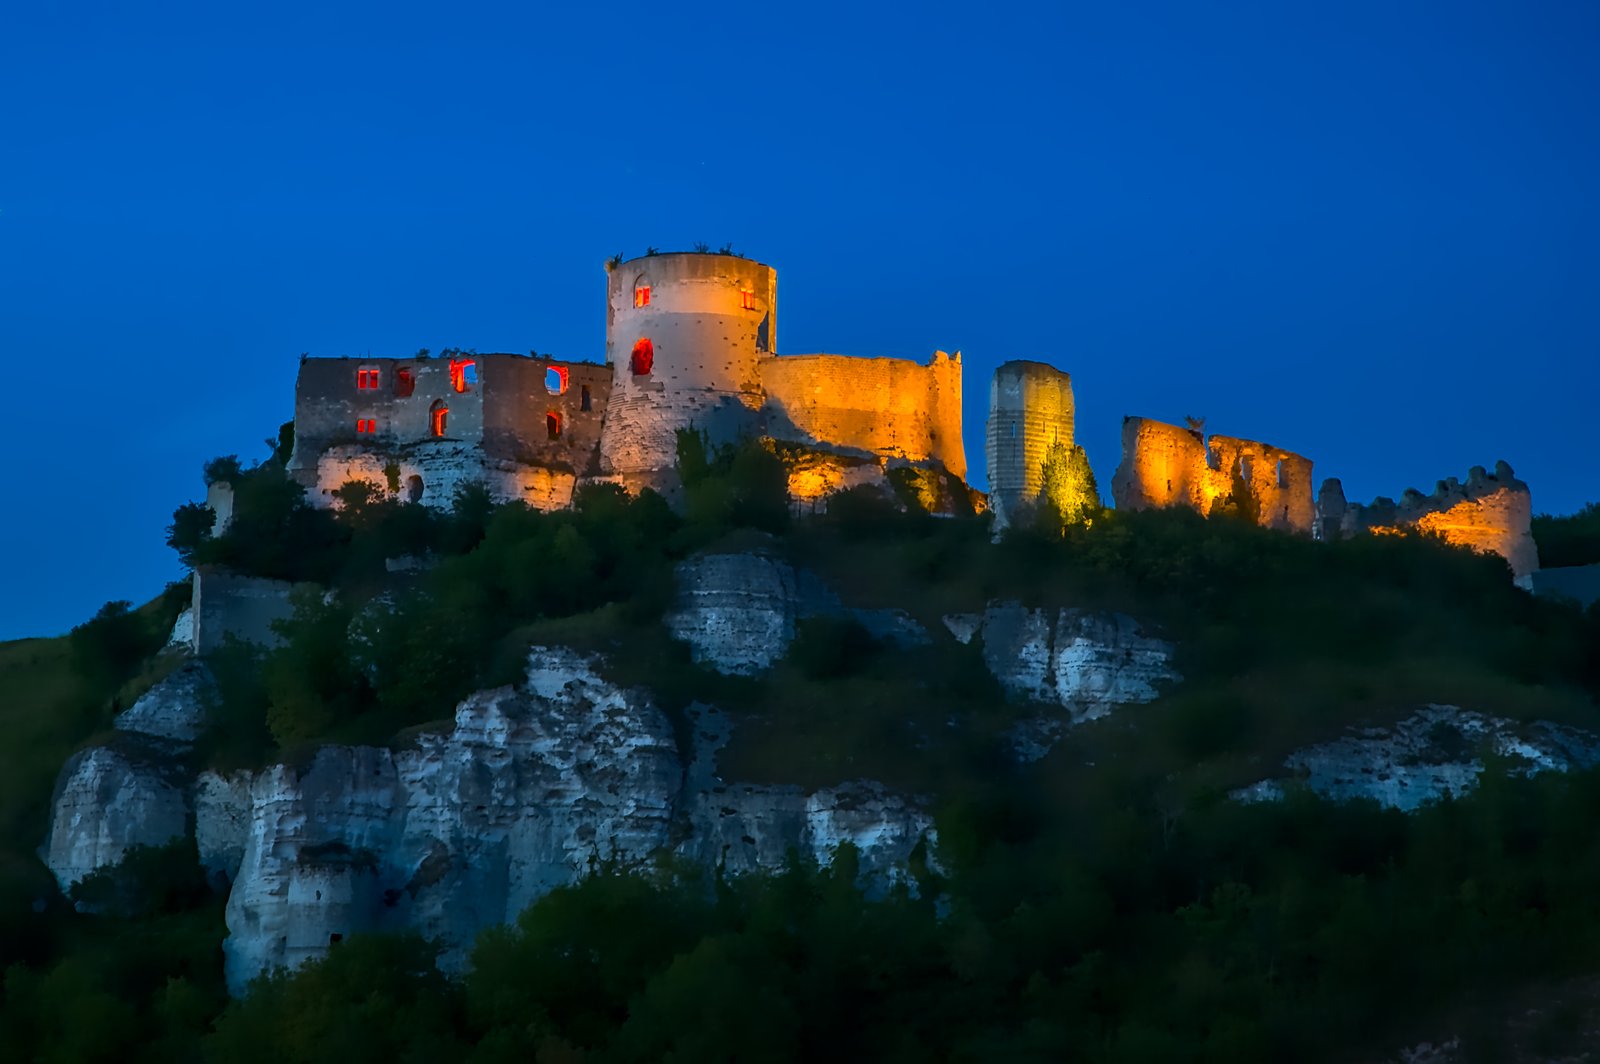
971, 602, 1179, 718
42, 744, 190, 891
1233, 705, 1600, 811
114, 660, 215, 744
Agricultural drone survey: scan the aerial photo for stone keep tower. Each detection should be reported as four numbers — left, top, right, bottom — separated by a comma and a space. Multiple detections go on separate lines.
600, 251, 778, 477
985, 360, 1075, 528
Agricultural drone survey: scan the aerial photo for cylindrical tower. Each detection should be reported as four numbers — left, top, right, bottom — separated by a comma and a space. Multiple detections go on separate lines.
985, 360, 1075, 527
599, 251, 777, 475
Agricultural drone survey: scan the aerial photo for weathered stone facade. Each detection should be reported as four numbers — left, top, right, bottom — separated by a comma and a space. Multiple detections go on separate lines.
1110, 416, 1315, 533
287, 251, 969, 512
984, 360, 1075, 529
1317, 462, 1539, 581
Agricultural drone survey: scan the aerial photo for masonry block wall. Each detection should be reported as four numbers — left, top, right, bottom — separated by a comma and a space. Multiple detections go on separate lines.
984, 360, 1075, 528
760, 351, 966, 480
1317, 462, 1539, 581
1111, 416, 1315, 533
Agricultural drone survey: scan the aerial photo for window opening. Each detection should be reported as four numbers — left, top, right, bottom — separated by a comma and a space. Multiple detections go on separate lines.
406, 474, 424, 503
430, 400, 449, 437
329, 933, 343, 945
394, 367, 415, 397
756, 313, 770, 353
357, 367, 380, 390
449, 358, 477, 393
740, 289, 756, 311
634, 284, 651, 308
356, 418, 376, 434
581, 385, 592, 412
547, 412, 562, 440
545, 365, 569, 395
630, 337, 654, 376
1277, 459, 1288, 488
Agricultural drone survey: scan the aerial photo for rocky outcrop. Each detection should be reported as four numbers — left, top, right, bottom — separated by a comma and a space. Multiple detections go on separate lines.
954, 602, 1178, 719
114, 660, 215, 744
1233, 706, 1600, 811
665, 552, 929, 675
158, 648, 939, 992
42, 744, 190, 891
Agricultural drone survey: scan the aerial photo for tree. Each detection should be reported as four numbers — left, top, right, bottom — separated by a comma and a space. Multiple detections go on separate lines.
202, 455, 242, 486
1036, 441, 1100, 532
165, 503, 216, 567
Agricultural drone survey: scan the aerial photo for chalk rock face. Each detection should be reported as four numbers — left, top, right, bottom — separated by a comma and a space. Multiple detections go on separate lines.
666, 553, 801, 675
675, 706, 937, 895
1233, 706, 1600, 812
114, 660, 215, 744
976, 602, 1179, 720
666, 553, 930, 675
194, 770, 253, 884
42, 744, 189, 891
219, 647, 680, 991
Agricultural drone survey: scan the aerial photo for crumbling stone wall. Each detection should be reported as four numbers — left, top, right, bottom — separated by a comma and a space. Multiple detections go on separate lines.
985, 360, 1075, 528
1111, 416, 1314, 533
760, 350, 966, 481
290, 353, 608, 511
1317, 462, 1539, 581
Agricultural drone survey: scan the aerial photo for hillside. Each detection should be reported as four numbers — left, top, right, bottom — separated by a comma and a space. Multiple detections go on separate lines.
3, 440, 1600, 1061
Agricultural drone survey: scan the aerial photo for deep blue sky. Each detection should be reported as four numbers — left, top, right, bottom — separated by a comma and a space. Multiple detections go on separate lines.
3, 1, 1597, 640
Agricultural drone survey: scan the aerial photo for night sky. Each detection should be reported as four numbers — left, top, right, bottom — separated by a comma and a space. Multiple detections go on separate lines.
3, 2, 1597, 641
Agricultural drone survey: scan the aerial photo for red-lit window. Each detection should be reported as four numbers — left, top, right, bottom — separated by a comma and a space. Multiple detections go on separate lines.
430, 401, 449, 437
357, 368, 380, 389
545, 365, 569, 395
394, 367, 415, 397
634, 285, 651, 308
630, 338, 654, 376
740, 290, 756, 310
546, 412, 562, 440
449, 358, 477, 393
356, 418, 376, 434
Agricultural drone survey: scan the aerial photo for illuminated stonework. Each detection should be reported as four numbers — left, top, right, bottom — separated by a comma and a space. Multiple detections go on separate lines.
1110, 417, 1315, 533
1317, 462, 1539, 582
985, 361, 1076, 529
289, 251, 970, 512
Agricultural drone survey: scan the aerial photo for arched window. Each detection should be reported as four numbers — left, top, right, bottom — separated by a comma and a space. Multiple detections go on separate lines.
430, 400, 449, 437
449, 358, 477, 393
547, 412, 562, 440
406, 475, 424, 503
545, 365, 568, 395
630, 338, 654, 376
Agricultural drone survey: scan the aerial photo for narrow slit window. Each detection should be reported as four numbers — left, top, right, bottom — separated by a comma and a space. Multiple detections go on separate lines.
357, 368, 380, 389
430, 400, 449, 437
740, 289, 756, 310
356, 418, 377, 434
580, 385, 592, 412
547, 412, 562, 440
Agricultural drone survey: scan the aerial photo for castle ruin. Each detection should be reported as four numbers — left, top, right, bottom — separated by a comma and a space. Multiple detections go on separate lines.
1110, 417, 1316, 534
1316, 463, 1540, 582
984, 361, 1075, 529
287, 251, 965, 510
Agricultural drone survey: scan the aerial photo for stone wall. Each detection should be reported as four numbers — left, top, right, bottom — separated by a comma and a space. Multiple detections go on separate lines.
985, 360, 1075, 528
1317, 461, 1539, 581
290, 353, 608, 510
760, 350, 966, 481
1110, 416, 1315, 533
191, 566, 299, 655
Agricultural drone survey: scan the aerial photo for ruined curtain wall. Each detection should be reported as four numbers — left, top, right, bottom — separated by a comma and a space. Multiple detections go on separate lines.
1110, 417, 1314, 533
758, 351, 966, 481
